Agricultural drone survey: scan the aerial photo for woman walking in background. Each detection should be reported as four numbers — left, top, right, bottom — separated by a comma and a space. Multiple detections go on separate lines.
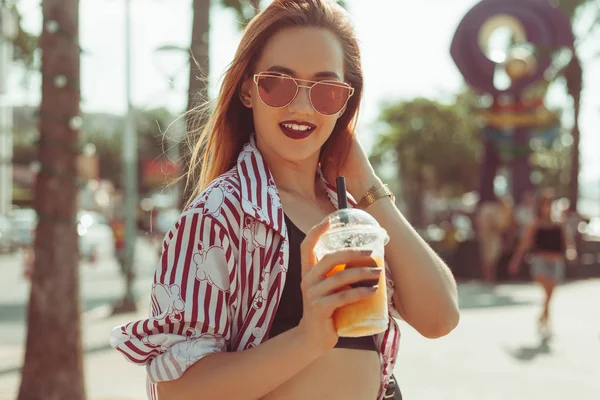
509, 191, 575, 337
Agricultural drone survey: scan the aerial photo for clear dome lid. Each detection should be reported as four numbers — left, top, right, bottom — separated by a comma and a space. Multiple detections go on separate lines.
322, 208, 388, 243
325, 208, 380, 230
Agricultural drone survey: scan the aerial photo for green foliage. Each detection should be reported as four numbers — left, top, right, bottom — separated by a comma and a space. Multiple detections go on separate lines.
372, 95, 481, 198
6, 2, 38, 68
530, 135, 572, 197
371, 94, 482, 226
221, 0, 259, 27
337, 0, 347, 9
12, 107, 176, 193
81, 108, 176, 187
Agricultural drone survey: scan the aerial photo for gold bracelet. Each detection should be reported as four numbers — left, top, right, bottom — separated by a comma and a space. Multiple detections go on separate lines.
356, 184, 395, 210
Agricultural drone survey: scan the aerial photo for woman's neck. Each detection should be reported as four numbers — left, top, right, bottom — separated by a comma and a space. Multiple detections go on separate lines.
256, 137, 322, 201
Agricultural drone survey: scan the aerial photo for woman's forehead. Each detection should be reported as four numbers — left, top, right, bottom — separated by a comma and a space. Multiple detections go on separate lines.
256, 27, 345, 79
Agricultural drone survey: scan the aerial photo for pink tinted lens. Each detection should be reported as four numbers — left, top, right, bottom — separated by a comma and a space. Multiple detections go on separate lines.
310, 82, 351, 115
256, 75, 297, 107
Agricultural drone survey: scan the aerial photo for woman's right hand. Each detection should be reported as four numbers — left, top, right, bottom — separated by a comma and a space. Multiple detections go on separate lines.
296, 220, 381, 354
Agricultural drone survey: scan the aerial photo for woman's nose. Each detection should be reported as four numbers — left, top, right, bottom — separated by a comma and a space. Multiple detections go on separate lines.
287, 86, 314, 115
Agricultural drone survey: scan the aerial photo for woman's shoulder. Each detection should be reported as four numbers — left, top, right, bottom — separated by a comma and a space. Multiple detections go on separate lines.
161, 168, 245, 248
185, 168, 244, 218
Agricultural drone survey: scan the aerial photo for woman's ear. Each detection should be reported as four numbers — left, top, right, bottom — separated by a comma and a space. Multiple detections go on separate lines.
239, 77, 253, 108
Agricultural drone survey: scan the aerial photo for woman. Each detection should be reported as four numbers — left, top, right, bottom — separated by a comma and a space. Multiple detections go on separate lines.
509, 192, 573, 337
110, 1, 459, 399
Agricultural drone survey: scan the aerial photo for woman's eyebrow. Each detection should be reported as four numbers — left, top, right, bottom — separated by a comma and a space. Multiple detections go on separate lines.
265, 65, 341, 80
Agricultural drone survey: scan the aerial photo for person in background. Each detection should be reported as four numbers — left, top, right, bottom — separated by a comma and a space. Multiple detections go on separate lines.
514, 190, 535, 237
476, 197, 512, 282
509, 191, 576, 337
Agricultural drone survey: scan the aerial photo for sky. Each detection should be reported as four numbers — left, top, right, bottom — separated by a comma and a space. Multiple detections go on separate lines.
10, 0, 600, 184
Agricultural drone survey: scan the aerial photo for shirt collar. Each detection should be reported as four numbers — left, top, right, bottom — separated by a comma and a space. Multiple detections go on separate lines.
236, 135, 353, 236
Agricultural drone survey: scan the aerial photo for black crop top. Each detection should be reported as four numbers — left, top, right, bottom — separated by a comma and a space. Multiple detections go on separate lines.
532, 224, 565, 254
268, 215, 378, 352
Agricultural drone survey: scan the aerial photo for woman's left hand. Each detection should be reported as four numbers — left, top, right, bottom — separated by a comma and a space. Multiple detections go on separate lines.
326, 134, 381, 200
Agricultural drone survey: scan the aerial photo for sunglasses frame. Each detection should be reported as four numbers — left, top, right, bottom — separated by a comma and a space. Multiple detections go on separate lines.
253, 72, 355, 116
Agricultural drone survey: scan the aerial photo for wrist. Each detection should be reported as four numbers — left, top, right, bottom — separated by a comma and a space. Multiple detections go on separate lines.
292, 324, 333, 358
348, 173, 382, 201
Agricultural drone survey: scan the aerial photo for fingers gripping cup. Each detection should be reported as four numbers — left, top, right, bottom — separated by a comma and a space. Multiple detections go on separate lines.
314, 177, 390, 337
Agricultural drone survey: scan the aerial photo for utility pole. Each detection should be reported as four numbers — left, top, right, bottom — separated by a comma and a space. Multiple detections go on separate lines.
153, 43, 188, 205
0, 3, 16, 216
114, 0, 138, 313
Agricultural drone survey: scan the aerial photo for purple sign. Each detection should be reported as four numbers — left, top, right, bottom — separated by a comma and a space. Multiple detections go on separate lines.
451, 0, 574, 96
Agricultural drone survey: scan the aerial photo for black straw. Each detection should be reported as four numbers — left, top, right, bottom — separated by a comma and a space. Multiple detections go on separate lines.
336, 176, 349, 209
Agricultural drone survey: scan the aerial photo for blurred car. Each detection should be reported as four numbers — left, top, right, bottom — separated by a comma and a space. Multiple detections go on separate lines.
0, 215, 15, 253
8, 208, 116, 261
9, 208, 37, 248
77, 210, 115, 262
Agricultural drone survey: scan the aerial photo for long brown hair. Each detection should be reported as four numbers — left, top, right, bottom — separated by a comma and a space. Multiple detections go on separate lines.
183, 0, 364, 207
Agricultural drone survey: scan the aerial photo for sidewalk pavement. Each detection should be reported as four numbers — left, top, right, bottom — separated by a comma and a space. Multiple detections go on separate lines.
1, 279, 599, 400
0, 300, 150, 400
396, 278, 600, 400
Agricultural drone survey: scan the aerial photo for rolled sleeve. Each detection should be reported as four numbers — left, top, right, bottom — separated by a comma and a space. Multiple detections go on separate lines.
110, 210, 236, 383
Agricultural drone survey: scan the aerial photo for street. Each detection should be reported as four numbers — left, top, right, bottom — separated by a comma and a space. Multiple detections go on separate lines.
0, 237, 157, 400
396, 279, 600, 399
0, 246, 599, 399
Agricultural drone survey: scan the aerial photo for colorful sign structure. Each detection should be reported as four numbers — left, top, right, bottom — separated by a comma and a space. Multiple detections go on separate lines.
450, 0, 574, 203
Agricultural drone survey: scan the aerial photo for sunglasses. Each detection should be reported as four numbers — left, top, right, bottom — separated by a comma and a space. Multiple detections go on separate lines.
253, 72, 355, 116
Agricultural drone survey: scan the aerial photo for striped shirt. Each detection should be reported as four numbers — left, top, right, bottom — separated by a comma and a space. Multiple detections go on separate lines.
110, 136, 401, 399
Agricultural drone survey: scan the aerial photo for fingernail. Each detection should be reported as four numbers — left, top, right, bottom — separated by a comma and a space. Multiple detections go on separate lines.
351, 279, 378, 288
360, 249, 373, 255
368, 285, 379, 292
370, 268, 382, 275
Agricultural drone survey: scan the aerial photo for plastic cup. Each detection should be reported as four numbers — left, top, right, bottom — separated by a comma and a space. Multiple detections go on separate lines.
314, 207, 390, 337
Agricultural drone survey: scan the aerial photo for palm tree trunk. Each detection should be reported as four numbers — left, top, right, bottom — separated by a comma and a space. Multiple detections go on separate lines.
18, 0, 84, 399
181, 0, 210, 207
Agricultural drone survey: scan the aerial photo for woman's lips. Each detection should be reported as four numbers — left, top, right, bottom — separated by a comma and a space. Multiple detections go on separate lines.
279, 122, 316, 140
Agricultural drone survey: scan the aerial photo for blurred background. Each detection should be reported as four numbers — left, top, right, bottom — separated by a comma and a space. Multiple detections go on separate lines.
0, 0, 599, 399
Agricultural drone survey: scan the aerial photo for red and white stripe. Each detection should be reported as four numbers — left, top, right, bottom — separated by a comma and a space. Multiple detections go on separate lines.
110, 136, 400, 399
